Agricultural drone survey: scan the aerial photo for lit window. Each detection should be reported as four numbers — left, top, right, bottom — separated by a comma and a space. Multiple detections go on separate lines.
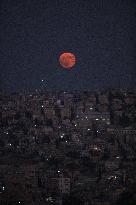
94, 147, 98, 150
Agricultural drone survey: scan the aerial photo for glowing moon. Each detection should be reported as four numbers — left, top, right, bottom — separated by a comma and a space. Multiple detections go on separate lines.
59, 52, 76, 69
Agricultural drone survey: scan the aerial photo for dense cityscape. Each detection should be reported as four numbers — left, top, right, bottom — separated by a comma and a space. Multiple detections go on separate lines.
0, 89, 136, 204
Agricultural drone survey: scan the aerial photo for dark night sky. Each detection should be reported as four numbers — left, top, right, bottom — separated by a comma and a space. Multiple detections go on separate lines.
0, 0, 136, 91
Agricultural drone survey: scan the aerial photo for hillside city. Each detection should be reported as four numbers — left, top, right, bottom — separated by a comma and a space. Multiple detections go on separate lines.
0, 89, 136, 205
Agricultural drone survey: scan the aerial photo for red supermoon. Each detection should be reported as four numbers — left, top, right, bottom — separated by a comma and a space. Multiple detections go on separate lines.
59, 52, 76, 69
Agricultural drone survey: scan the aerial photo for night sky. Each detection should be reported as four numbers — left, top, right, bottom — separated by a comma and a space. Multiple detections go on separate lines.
0, 0, 136, 91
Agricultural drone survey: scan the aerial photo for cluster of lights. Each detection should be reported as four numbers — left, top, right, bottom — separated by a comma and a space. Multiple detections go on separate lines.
46, 197, 53, 202
108, 176, 117, 180
60, 133, 65, 139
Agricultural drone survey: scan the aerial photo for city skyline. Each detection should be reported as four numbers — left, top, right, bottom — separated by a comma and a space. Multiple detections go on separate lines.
0, 89, 136, 204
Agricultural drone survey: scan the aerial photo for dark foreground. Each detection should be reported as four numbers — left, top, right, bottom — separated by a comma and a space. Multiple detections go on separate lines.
0, 89, 136, 205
